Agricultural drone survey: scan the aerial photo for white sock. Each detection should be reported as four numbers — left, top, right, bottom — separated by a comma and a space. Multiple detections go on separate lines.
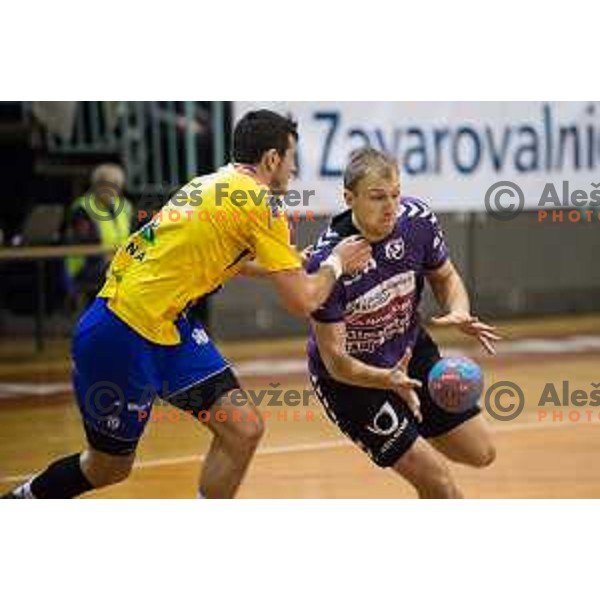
12, 480, 36, 499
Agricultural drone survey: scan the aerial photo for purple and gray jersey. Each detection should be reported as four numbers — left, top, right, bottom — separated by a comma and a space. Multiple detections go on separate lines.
306, 197, 449, 378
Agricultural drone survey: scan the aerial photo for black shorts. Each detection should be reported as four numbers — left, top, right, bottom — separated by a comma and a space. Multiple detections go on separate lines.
83, 367, 240, 456
310, 328, 481, 468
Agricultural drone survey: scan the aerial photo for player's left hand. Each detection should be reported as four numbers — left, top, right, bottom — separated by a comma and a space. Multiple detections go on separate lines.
430, 311, 501, 356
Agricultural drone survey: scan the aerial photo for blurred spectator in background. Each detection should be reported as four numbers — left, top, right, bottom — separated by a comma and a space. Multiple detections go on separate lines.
64, 163, 133, 309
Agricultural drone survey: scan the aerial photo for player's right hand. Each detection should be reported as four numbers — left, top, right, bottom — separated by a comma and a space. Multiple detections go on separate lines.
387, 349, 423, 423
333, 235, 372, 274
299, 244, 314, 267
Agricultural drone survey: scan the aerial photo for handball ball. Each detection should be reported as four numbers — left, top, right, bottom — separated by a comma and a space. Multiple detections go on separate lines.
427, 357, 483, 413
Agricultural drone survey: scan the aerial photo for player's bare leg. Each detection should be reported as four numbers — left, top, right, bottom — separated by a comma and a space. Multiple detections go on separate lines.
392, 437, 463, 498
80, 447, 136, 488
199, 392, 264, 499
428, 415, 496, 468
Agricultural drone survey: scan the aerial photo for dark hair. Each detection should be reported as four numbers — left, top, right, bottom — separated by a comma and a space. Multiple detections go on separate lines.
343, 147, 398, 192
233, 110, 298, 164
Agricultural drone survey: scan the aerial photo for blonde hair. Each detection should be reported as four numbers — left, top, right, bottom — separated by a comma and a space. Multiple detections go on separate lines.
343, 147, 398, 192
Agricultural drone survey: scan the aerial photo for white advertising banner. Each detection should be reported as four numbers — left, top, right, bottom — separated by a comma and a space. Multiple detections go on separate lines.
233, 101, 600, 214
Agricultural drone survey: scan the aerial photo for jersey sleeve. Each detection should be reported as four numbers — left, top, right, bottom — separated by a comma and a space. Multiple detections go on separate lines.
247, 205, 302, 272
422, 210, 450, 270
305, 251, 346, 323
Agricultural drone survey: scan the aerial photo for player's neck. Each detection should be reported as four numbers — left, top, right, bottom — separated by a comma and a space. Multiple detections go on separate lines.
234, 163, 270, 187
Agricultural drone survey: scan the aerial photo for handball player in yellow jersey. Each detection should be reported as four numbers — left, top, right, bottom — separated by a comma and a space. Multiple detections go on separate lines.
3, 110, 372, 499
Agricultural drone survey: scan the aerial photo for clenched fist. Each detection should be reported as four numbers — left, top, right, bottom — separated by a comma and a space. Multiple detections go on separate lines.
333, 235, 373, 275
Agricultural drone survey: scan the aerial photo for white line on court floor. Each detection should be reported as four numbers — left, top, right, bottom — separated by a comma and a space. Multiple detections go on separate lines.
1, 417, 599, 485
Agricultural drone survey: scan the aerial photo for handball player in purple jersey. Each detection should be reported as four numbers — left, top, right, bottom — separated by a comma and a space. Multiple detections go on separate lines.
306, 148, 501, 498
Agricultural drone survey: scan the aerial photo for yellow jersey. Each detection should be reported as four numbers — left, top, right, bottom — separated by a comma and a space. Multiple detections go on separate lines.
98, 165, 302, 344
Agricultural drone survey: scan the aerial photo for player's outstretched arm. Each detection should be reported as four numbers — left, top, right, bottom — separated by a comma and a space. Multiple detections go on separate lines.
426, 259, 501, 355
268, 236, 372, 317
312, 321, 423, 421
239, 245, 315, 278
238, 261, 269, 277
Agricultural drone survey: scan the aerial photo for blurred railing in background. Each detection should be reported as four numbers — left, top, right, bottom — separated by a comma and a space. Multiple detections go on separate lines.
20, 101, 226, 194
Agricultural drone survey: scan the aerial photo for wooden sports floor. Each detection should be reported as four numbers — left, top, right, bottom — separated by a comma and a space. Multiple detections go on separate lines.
1, 315, 600, 498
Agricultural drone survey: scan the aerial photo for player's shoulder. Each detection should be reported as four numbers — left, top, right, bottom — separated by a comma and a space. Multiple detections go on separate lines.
304, 210, 356, 272
310, 209, 354, 253
398, 196, 438, 225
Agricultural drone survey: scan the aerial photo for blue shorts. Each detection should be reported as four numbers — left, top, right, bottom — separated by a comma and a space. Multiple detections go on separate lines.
72, 299, 239, 455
